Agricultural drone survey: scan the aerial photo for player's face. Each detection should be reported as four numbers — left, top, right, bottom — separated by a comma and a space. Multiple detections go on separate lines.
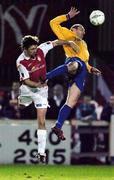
72, 26, 85, 39
26, 45, 38, 58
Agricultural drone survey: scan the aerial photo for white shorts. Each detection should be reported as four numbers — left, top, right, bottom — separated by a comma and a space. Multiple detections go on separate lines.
18, 84, 49, 108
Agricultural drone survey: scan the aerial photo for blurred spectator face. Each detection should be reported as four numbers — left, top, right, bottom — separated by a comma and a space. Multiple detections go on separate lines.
83, 95, 91, 104
12, 82, 20, 92
53, 84, 63, 97
109, 95, 114, 107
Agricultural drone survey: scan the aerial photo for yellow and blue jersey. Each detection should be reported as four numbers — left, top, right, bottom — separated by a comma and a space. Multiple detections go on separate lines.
50, 15, 92, 73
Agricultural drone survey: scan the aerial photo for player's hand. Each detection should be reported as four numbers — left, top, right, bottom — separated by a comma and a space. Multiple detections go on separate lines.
67, 7, 80, 19
69, 41, 80, 53
39, 77, 48, 84
37, 81, 47, 88
91, 67, 101, 76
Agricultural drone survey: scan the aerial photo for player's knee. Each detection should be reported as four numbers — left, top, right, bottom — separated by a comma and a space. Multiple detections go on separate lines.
38, 120, 46, 129
67, 99, 77, 108
67, 62, 79, 74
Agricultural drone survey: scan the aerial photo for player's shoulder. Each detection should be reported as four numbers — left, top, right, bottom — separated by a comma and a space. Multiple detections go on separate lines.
82, 40, 86, 44
16, 52, 24, 61
38, 41, 53, 49
82, 40, 88, 47
38, 41, 53, 57
16, 53, 25, 66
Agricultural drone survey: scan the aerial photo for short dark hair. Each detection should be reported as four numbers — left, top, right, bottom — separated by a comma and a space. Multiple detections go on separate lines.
21, 35, 39, 49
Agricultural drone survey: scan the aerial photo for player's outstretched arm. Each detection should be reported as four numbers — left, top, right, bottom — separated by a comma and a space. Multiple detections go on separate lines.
50, 7, 80, 40
67, 7, 80, 19
52, 39, 80, 53
23, 79, 47, 88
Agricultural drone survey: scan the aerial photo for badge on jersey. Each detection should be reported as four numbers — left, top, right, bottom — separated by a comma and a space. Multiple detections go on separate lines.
37, 56, 41, 61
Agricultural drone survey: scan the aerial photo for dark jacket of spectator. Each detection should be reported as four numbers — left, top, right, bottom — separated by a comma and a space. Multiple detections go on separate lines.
100, 95, 114, 122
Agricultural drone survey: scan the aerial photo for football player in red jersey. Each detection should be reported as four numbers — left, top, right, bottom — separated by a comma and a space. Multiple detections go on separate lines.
16, 35, 78, 163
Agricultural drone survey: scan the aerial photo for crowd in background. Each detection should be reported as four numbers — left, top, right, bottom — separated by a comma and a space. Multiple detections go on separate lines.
0, 81, 114, 121
0, 81, 114, 164
0, 81, 36, 119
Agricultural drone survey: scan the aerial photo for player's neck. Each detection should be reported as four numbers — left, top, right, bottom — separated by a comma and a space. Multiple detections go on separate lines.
24, 50, 30, 58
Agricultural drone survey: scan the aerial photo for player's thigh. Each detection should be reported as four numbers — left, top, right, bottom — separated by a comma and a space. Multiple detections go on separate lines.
66, 83, 81, 107
32, 86, 48, 109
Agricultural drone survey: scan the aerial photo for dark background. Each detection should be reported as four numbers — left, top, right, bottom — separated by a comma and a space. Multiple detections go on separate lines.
0, 0, 113, 90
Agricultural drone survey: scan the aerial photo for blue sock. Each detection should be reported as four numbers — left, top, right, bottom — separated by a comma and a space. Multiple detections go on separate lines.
56, 104, 72, 129
46, 64, 68, 80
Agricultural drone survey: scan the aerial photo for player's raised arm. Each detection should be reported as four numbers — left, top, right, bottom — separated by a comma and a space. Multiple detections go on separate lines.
50, 7, 80, 40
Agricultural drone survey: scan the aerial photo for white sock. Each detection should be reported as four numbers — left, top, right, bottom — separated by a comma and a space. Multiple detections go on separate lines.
37, 129, 47, 155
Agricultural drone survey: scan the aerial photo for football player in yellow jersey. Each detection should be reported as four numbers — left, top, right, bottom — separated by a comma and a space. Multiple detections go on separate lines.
46, 7, 101, 141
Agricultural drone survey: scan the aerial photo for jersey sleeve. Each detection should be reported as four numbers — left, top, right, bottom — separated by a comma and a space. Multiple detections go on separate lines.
38, 41, 53, 57
50, 15, 75, 40
86, 62, 92, 73
17, 64, 30, 81
83, 41, 91, 72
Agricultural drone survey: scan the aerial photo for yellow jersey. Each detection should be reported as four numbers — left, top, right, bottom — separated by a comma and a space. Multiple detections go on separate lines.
50, 15, 92, 72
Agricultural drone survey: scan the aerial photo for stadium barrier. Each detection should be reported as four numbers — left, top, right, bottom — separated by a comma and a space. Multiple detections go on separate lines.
0, 120, 70, 165
0, 118, 114, 164
109, 115, 114, 164
71, 120, 109, 164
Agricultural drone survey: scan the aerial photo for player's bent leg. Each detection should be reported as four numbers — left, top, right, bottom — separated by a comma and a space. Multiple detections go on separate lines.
67, 62, 79, 75
66, 83, 81, 107
46, 64, 68, 80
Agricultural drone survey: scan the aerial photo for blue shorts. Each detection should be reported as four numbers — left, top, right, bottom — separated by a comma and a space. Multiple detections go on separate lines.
65, 57, 87, 92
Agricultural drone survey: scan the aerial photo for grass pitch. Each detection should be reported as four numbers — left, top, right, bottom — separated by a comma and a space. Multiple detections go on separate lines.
0, 165, 114, 180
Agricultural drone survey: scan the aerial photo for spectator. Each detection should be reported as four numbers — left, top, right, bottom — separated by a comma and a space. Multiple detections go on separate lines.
6, 81, 36, 119
75, 95, 97, 152
90, 100, 103, 120
6, 81, 21, 119
76, 95, 97, 121
0, 90, 7, 118
101, 95, 114, 122
46, 84, 66, 119
99, 95, 114, 152
8, 81, 20, 104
